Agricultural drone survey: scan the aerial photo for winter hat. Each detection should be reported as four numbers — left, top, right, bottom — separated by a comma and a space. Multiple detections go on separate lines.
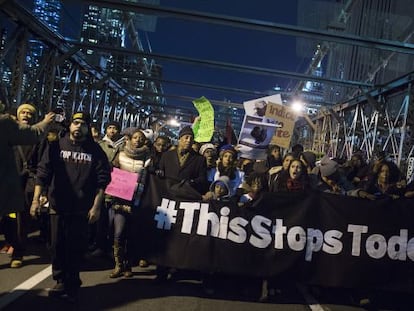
319, 155, 339, 177
219, 144, 237, 158
17, 103, 36, 116
104, 120, 121, 131
302, 151, 317, 168
178, 126, 194, 139
143, 129, 154, 142
71, 111, 91, 125
121, 127, 143, 137
199, 143, 216, 156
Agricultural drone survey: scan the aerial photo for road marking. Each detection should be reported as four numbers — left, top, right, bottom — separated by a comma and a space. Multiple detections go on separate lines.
296, 283, 326, 311
0, 265, 52, 309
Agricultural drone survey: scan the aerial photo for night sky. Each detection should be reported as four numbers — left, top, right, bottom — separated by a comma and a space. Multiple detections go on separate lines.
146, 0, 302, 105
18, 0, 306, 107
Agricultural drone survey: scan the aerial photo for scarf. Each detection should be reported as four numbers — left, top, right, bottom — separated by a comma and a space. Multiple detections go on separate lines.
177, 149, 190, 167
286, 178, 304, 192
123, 144, 149, 160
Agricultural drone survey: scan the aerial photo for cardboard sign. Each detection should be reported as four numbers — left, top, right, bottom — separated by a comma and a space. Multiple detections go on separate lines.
266, 101, 297, 149
105, 168, 138, 201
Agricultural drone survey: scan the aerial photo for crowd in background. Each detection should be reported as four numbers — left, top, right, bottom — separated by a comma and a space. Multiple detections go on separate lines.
1, 102, 414, 303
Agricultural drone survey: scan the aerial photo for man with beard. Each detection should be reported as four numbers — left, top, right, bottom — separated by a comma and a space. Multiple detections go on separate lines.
0, 108, 54, 255
6, 103, 41, 268
30, 112, 111, 303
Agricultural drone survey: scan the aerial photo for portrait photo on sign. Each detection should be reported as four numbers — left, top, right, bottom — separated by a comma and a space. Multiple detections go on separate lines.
244, 99, 277, 125
238, 115, 277, 149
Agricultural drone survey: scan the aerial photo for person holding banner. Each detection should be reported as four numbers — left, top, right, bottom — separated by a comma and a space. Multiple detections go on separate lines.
147, 135, 171, 171
238, 172, 268, 208
30, 112, 111, 303
155, 126, 207, 281
271, 158, 310, 192
362, 160, 405, 199
268, 153, 295, 192
108, 127, 150, 278
158, 126, 208, 195
207, 144, 245, 198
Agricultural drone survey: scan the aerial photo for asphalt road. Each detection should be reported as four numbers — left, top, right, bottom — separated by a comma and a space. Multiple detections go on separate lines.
0, 233, 413, 311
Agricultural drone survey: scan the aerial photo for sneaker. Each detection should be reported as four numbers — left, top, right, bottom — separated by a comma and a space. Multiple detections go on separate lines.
10, 258, 23, 268
47, 282, 66, 298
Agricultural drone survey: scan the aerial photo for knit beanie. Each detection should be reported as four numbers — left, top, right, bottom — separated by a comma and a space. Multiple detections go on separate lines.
219, 144, 237, 158
319, 155, 339, 177
121, 127, 142, 137
199, 143, 216, 156
17, 103, 36, 116
302, 151, 317, 168
104, 120, 121, 132
178, 126, 194, 139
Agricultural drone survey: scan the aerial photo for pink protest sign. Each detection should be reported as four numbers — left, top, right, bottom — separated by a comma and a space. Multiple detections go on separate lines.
105, 168, 138, 201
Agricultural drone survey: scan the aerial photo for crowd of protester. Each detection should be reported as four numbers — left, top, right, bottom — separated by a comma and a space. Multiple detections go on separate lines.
1, 103, 414, 304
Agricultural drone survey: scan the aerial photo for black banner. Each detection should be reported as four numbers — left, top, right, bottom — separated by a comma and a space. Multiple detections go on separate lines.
132, 174, 414, 292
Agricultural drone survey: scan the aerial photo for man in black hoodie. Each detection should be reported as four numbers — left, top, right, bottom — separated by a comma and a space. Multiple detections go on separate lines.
30, 112, 111, 303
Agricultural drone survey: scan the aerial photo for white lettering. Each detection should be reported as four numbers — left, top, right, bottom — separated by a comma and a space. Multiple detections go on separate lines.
305, 228, 323, 261
323, 230, 343, 255
249, 215, 272, 248
179, 202, 200, 234
348, 224, 368, 256
273, 218, 287, 249
219, 207, 230, 239
196, 203, 219, 237
228, 217, 248, 244
366, 234, 387, 259
387, 229, 408, 261
287, 226, 306, 251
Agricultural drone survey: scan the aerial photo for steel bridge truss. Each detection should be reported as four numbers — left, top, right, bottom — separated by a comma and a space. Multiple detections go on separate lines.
302, 77, 414, 180
1, 0, 414, 179
0, 0, 163, 131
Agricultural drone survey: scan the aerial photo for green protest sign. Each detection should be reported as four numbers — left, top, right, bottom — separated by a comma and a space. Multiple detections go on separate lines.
192, 96, 215, 142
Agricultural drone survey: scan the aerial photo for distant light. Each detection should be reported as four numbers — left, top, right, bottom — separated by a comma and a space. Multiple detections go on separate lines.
291, 100, 305, 113
167, 118, 181, 127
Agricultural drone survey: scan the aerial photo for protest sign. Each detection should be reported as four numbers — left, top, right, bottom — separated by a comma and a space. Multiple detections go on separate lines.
192, 96, 215, 142
105, 167, 138, 201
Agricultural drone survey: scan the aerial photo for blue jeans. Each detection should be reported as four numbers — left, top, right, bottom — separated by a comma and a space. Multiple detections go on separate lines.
108, 208, 130, 246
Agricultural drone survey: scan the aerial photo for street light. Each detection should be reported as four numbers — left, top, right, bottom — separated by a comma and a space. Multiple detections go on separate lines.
291, 100, 305, 113
154, 118, 181, 138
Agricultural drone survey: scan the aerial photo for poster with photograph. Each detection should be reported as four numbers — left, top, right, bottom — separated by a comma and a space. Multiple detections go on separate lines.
238, 95, 283, 160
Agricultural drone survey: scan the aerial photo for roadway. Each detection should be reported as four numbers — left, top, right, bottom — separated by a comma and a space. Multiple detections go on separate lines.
0, 233, 412, 311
